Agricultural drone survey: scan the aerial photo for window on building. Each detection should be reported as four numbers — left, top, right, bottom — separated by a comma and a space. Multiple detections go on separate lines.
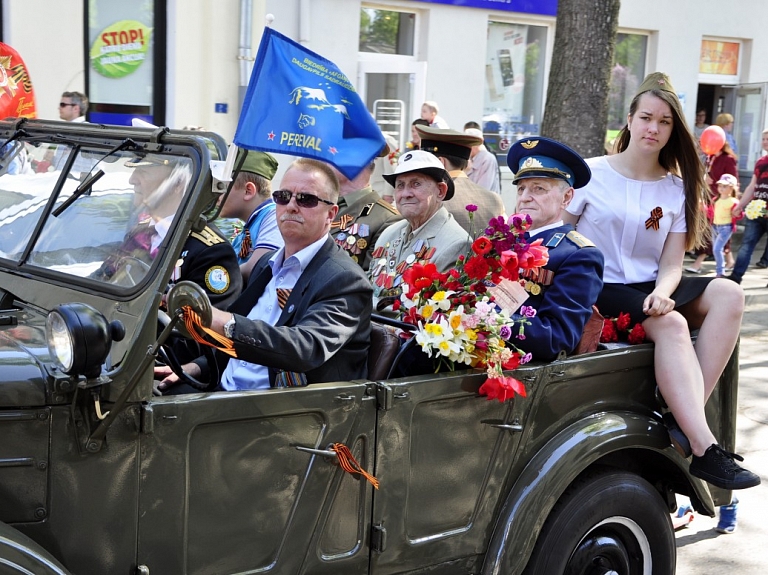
607, 33, 648, 136
483, 22, 548, 155
360, 8, 415, 55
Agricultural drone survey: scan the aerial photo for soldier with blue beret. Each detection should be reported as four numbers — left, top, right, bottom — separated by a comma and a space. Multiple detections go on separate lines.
507, 136, 604, 360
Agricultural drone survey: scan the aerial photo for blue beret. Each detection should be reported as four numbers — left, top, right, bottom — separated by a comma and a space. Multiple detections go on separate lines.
506, 136, 591, 189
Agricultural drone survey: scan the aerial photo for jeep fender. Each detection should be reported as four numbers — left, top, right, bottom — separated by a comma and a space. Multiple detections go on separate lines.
0, 521, 70, 574
482, 411, 711, 575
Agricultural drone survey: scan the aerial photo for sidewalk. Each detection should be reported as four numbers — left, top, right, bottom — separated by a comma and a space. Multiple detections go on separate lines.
676, 230, 768, 574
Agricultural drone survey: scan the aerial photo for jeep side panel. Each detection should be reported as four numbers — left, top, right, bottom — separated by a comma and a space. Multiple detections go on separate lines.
136, 381, 374, 574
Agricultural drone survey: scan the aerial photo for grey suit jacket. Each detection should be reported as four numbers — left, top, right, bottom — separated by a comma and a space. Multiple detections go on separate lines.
202, 236, 372, 386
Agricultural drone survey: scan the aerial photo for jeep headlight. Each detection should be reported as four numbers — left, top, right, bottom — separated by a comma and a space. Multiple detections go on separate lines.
46, 303, 125, 379
46, 310, 75, 372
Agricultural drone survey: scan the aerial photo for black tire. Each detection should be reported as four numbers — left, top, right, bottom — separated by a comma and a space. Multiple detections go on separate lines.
523, 468, 675, 575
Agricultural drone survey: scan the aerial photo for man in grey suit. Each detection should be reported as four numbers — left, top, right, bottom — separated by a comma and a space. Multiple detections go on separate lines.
416, 125, 505, 235
156, 158, 372, 391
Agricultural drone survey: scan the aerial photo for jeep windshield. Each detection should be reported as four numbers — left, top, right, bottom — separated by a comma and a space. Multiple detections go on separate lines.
0, 136, 194, 289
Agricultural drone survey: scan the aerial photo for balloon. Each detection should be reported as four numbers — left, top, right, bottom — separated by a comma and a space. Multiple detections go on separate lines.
700, 125, 726, 155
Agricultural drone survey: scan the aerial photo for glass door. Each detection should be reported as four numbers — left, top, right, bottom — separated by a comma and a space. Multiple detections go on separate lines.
734, 83, 767, 175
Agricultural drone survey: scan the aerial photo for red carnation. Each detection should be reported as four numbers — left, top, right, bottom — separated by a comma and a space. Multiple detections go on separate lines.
616, 312, 631, 331
628, 323, 646, 344
600, 318, 618, 343
464, 255, 491, 280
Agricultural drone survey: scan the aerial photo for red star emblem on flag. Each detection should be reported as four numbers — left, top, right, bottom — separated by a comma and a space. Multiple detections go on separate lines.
267, 131, 276, 141
328, 146, 338, 155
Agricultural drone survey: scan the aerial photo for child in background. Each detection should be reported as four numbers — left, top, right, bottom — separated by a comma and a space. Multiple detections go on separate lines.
712, 174, 740, 277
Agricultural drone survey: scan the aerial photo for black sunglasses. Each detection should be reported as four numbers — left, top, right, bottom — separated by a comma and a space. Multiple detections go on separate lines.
272, 189, 335, 208
59, 102, 76, 108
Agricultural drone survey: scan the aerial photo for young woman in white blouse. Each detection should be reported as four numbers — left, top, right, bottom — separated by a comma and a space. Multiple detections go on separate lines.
564, 72, 759, 491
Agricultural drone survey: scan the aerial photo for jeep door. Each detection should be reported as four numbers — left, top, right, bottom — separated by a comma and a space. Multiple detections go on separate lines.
136, 381, 375, 575
369, 368, 540, 574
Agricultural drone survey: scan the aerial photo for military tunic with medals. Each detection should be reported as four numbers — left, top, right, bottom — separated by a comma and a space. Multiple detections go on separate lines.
332, 185, 402, 270
368, 207, 469, 310
518, 223, 603, 361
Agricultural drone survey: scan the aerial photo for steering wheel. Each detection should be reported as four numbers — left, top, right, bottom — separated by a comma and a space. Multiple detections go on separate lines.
155, 281, 219, 393
109, 256, 151, 287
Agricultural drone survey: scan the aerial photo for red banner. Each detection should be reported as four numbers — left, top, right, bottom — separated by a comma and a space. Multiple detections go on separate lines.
0, 42, 36, 119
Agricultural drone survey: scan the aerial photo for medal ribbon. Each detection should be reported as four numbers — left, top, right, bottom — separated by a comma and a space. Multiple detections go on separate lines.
331, 214, 354, 231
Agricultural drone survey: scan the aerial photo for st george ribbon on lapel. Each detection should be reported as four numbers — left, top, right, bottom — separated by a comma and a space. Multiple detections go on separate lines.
234, 27, 386, 180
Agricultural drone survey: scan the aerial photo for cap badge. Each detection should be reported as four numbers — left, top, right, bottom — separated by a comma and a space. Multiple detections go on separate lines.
403, 153, 413, 162
521, 140, 539, 149
522, 157, 544, 169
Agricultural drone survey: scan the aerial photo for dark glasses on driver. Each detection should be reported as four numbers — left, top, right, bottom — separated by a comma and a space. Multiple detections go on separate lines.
272, 189, 335, 208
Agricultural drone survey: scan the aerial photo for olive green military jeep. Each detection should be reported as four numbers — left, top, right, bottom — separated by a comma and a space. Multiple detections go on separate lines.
0, 119, 737, 575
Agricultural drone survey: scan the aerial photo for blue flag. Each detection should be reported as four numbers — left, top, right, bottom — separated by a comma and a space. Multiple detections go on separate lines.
234, 28, 386, 180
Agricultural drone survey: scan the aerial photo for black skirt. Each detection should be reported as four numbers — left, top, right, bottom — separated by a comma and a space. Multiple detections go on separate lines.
597, 276, 715, 325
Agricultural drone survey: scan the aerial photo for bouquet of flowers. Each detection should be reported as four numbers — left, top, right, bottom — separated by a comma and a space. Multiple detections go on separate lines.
600, 312, 646, 345
394, 208, 549, 402
744, 199, 767, 220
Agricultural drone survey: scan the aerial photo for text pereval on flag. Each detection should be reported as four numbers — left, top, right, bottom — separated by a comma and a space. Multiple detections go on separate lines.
234, 28, 386, 180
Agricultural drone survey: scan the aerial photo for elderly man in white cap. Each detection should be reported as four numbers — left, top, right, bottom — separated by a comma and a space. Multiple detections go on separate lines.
368, 150, 470, 309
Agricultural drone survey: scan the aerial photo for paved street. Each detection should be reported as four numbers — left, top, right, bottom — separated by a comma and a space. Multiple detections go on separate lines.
676, 234, 768, 574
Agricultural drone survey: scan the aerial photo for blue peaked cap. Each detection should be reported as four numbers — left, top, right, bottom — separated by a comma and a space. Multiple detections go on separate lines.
506, 136, 591, 189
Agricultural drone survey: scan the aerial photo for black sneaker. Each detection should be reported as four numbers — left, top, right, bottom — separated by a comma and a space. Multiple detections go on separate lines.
662, 412, 691, 458
725, 274, 741, 284
756, 261, 768, 269
689, 444, 761, 490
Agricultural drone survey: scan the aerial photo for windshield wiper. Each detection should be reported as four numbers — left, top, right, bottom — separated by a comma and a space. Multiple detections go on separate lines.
51, 137, 139, 217
52, 169, 105, 217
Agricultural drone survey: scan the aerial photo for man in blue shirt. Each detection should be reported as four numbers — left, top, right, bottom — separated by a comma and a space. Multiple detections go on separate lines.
219, 148, 283, 283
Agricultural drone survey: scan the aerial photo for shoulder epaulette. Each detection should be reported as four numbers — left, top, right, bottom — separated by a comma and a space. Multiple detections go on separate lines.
375, 198, 400, 215
190, 226, 225, 247
566, 230, 596, 248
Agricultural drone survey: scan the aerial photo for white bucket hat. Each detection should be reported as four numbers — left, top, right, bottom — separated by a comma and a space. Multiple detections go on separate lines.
382, 150, 455, 200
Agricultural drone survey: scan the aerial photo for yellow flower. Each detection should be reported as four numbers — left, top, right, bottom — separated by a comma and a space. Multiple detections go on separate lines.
420, 304, 435, 319
745, 199, 767, 220
432, 291, 448, 302
425, 323, 443, 336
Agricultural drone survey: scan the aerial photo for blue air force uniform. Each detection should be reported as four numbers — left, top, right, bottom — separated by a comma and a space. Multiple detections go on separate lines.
521, 224, 604, 361
506, 136, 604, 361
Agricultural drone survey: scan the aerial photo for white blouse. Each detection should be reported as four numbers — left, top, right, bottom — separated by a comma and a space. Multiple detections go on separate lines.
567, 155, 687, 284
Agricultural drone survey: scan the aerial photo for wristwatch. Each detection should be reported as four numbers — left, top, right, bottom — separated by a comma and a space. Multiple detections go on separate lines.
223, 314, 236, 338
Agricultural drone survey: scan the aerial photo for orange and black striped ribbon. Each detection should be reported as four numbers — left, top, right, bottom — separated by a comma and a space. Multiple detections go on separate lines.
238, 229, 252, 259
331, 443, 379, 489
276, 288, 292, 309
645, 207, 663, 231
331, 214, 354, 231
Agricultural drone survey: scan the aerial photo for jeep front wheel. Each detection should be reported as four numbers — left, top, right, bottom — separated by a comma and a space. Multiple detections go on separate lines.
523, 469, 675, 575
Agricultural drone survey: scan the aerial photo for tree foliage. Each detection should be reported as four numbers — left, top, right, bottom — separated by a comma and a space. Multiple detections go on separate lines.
541, 0, 621, 158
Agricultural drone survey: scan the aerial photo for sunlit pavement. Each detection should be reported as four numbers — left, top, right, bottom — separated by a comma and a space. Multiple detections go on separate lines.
676, 234, 768, 574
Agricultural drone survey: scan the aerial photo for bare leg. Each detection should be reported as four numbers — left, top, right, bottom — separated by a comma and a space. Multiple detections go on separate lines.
678, 279, 744, 400
643, 311, 717, 457
686, 253, 706, 272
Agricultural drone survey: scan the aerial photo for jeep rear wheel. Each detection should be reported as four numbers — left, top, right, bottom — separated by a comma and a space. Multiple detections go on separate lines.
523, 469, 675, 575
